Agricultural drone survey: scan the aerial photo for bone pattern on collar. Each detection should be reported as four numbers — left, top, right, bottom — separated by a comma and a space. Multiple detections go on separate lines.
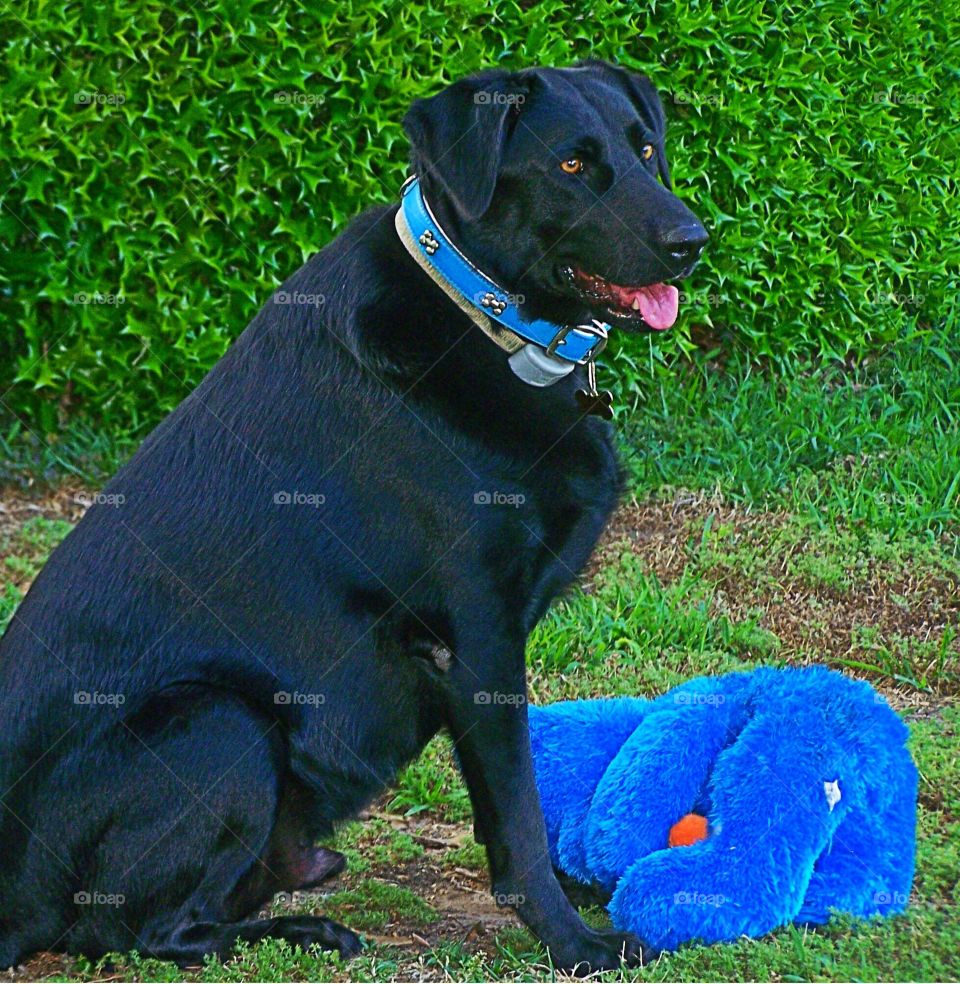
394, 177, 609, 387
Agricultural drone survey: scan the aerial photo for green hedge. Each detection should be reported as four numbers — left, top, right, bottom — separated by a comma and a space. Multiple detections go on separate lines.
1, 0, 956, 435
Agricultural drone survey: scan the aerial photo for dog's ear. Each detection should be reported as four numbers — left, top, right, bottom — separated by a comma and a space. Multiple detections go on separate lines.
403, 73, 528, 220
577, 60, 672, 188
621, 71, 672, 189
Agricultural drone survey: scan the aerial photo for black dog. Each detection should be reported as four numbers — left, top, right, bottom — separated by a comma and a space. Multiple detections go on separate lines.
0, 61, 706, 972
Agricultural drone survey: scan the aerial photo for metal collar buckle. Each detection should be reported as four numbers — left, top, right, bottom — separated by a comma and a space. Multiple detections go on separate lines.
545, 320, 610, 363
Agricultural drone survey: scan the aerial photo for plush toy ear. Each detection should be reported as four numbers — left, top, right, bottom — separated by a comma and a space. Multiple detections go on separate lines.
402, 72, 529, 220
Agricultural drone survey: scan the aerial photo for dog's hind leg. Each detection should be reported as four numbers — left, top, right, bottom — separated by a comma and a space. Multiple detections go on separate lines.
62, 689, 360, 966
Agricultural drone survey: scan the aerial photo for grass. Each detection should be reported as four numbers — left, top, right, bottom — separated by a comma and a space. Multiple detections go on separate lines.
612, 317, 960, 544
0, 514, 73, 631
1, 324, 958, 981
0, 420, 138, 490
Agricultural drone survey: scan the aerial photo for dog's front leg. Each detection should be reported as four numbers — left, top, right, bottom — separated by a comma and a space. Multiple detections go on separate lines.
444, 627, 649, 972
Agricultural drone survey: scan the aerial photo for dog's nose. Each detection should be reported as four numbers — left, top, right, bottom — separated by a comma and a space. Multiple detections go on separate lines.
659, 222, 709, 267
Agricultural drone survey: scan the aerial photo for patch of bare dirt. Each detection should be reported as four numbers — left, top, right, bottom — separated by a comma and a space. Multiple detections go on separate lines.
586, 490, 960, 700
348, 812, 521, 952
583, 489, 786, 585
0, 483, 88, 537
0, 483, 89, 595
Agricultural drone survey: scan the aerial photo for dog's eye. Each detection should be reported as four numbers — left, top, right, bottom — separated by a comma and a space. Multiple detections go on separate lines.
641, 144, 655, 161
559, 157, 584, 175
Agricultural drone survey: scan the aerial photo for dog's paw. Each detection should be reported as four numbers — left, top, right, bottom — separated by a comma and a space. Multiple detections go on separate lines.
550, 927, 654, 974
283, 915, 363, 958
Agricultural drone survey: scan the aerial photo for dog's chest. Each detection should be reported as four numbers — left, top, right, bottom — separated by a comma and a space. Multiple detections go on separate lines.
488, 442, 620, 622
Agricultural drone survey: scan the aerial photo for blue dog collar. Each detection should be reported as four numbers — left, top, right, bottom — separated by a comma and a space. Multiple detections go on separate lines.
396, 176, 610, 383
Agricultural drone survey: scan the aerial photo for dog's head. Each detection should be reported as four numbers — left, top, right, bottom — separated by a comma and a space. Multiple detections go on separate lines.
403, 61, 708, 333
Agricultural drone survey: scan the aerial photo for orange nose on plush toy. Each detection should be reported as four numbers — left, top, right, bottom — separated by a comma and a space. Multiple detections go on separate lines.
668, 812, 709, 847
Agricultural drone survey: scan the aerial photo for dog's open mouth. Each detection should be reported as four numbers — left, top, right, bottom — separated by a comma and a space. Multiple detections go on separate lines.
561, 266, 680, 331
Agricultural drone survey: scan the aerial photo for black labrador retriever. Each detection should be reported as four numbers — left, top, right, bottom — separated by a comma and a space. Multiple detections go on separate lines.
0, 61, 706, 972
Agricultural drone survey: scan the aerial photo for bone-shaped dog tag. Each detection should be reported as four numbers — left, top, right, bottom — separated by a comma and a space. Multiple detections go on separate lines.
575, 360, 614, 419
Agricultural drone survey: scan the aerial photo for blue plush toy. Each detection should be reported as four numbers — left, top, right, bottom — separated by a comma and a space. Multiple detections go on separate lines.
529, 666, 918, 951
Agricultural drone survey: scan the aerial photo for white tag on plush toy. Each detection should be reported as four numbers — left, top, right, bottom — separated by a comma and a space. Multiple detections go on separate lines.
824, 779, 842, 812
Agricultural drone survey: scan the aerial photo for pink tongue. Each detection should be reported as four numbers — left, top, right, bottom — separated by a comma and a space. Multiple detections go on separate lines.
633, 283, 679, 331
